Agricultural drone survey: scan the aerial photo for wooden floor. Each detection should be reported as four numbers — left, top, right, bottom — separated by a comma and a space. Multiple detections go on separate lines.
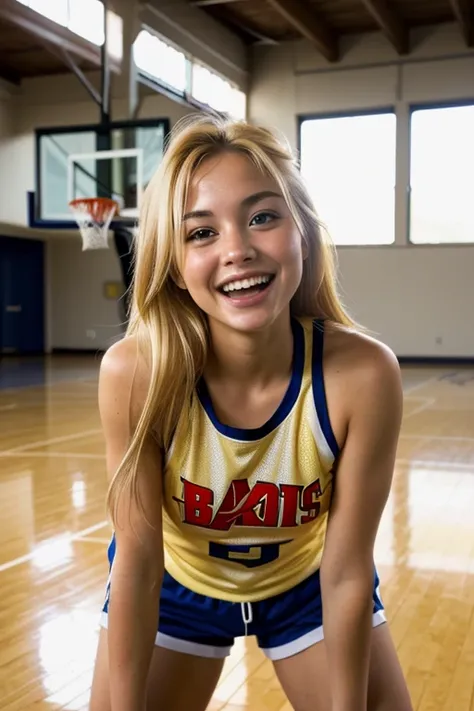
1, 356, 474, 710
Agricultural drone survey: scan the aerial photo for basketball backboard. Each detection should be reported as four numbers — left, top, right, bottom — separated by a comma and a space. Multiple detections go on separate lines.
29, 118, 170, 230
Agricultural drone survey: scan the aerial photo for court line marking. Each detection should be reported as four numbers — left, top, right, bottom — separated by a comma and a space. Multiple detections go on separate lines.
0, 428, 102, 454
399, 434, 474, 442
0, 451, 105, 460
403, 376, 440, 395
403, 396, 434, 402
0, 403, 17, 411
76, 536, 111, 544
396, 458, 474, 471
0, 377, 97, 395
402, 398, 436, 419
0, 520, 108, 573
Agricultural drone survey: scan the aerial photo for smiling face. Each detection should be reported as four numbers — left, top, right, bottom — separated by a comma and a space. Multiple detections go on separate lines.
179, 150, 305, 334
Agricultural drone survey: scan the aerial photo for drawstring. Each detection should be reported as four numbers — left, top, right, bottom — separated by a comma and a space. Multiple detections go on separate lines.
240, 601, 253, 636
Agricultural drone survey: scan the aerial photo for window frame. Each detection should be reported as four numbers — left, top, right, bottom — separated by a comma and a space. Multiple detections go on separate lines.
297, 107, 397, 249
407, 98, 474, 246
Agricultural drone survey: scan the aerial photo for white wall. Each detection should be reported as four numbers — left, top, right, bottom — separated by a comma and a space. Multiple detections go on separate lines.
49, 238, 125, 350
250, 24, 474, 357
0, 85, 18, 234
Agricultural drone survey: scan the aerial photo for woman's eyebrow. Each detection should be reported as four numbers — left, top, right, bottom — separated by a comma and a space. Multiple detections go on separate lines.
182, 190, 283, 221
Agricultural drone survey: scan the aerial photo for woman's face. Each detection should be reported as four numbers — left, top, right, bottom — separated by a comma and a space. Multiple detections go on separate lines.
179, 151, 305, 334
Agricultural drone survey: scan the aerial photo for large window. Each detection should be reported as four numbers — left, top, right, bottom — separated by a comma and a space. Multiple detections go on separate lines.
192, 63, 246, 119
133, 30, 188, 94
15, 0, 123, 59
134, 30, 246, 120
16, 1, 246, 120
410, 104, 474, 244
300, 112, 397, 246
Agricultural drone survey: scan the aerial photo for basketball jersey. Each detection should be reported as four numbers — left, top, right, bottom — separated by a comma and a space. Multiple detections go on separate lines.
161, 317, 339, 603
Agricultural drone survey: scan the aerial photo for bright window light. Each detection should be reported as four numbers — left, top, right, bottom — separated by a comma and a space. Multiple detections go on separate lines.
15, 0, 122, 58
30, 0, 68, 26
133, 30, 188, 93
410, 104, 474, 244
300, 112, 397, 246
192, 63, 246, 119
69, 0, 104, 45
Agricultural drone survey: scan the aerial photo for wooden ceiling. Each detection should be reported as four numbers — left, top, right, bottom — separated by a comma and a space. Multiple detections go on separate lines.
0, 0, 107, 85
0, 21, 98, 84
193, 0, 474, 61
0, 0, 472, 86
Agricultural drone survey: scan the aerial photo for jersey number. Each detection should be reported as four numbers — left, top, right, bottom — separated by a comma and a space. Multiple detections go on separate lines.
208, 540, 292, 568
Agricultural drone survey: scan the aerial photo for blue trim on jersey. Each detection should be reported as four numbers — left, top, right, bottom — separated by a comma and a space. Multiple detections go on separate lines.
312, 320, 339, 458
196, 317, 305, 441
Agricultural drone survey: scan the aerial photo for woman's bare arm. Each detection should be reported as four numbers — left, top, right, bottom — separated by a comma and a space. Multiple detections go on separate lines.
320, 335, 403, 711
99, 338, 164, 711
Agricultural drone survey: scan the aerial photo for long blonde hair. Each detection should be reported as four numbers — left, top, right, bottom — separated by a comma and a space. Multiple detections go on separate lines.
107, 112, 357, 524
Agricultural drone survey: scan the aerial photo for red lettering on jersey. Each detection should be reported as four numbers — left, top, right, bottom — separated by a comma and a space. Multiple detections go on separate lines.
174, 478, 323, 530
178, 480, 214, 526
211, 481, 280, 529
240, 482, 280, 527
211, 480, 251, 530
300, 480, 322, 523
280, 484, 303, 527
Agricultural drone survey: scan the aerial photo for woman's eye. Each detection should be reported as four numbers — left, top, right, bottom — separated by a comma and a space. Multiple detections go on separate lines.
188, 228, 214, 242
250, 211, 278, 226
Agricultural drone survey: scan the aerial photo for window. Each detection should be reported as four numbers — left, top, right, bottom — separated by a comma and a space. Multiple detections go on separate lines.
29, 0, 68, 26
133, 30, 188, 94
192, 64, 246, 119
300, 112, 397, 246
410, 104, 474, 244
17, 0, 246, 122
69, 0, 104, 46
133, 32, 246, 120
15, 0, 122, 60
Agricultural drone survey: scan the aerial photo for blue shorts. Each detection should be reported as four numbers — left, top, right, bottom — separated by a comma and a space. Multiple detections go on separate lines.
100, 541, 386, 661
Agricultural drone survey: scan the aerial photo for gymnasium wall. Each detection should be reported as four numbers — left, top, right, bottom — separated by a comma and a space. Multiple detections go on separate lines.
0, 90, 16, 233
249, 23, 474, 358
0, 72, 192, 351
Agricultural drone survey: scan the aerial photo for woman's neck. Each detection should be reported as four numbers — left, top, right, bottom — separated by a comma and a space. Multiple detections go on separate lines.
205, 312, 294, 387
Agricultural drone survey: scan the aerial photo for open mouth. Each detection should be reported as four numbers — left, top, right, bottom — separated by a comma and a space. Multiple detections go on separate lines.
218, 274, 275, 299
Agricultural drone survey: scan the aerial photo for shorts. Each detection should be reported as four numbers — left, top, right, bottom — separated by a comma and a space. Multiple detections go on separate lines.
100, 541, 386, 661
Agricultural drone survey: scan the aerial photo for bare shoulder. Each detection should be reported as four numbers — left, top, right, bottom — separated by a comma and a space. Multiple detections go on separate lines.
99, 335, 151, 432
322, 324, 402, 446
325, 322, 401, 388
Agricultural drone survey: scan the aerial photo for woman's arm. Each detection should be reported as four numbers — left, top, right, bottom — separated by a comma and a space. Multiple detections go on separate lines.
320, 338, 403, 711
99, 338, 164, 711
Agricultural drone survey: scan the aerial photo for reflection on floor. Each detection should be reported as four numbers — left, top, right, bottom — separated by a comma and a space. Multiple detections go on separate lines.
1, 356, 474, 710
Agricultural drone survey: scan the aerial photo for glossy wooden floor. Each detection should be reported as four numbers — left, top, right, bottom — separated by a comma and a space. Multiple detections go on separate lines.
1, 356, 474, 711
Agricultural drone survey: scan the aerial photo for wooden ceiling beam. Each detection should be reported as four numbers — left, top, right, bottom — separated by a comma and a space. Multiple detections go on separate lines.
0, 0, 119, 69
193, 0, 244, 6
359, 0, 409, 54
448, 0, 474, 46
265, 0, 339, 61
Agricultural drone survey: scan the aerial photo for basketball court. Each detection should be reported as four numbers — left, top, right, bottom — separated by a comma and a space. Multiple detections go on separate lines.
1, 0, 474, 709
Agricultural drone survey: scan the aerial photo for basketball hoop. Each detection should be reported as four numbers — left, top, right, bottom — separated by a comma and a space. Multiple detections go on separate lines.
69, 197, 119, 250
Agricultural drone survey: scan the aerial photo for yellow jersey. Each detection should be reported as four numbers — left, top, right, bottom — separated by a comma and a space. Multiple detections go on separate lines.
162, 317, 338, 602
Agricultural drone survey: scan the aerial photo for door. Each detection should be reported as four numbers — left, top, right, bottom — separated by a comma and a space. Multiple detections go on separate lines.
0, 237, 45, 354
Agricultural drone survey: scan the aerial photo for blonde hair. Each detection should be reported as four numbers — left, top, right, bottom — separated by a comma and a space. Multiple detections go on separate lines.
107, 112, 357, 524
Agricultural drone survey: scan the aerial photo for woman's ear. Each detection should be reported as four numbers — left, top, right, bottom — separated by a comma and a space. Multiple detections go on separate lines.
171, 268, 187, 290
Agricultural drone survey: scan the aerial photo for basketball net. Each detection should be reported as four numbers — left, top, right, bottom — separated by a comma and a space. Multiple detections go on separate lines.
69, 197, 119, 250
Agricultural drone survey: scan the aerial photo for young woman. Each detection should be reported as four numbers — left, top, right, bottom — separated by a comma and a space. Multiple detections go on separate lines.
89, 114, 413, 711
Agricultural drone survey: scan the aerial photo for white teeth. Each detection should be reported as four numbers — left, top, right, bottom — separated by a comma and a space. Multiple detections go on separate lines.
222, 275, 271, 293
